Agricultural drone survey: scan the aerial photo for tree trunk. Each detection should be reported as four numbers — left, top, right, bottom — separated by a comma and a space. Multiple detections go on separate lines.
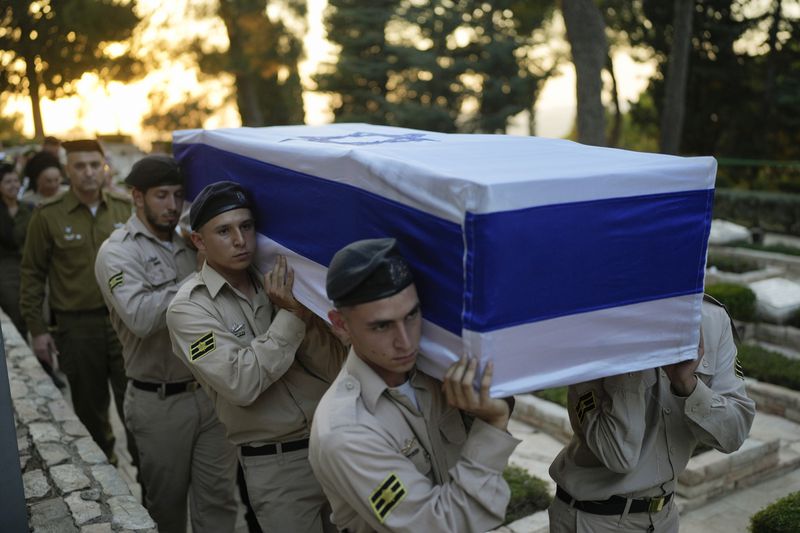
561, 0, 607, 146
659, 0, 694, 154
236, 73, 265, 126
607, 53, 622, 147
24, 54, 45, 140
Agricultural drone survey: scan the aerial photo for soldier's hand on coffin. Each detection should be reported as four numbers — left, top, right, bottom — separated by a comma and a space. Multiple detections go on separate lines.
443, 356, 510, 431
663, 329, 704, 397
265, 255, 311, 322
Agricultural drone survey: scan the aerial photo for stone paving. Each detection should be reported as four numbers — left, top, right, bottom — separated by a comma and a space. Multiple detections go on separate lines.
2, 312, 155, 532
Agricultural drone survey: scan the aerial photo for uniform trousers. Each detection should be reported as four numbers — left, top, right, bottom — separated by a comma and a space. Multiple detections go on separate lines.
548, 491, 679, 533
54, 310, 136, 465
124, 383, 238, 533
239, 446, 335, 533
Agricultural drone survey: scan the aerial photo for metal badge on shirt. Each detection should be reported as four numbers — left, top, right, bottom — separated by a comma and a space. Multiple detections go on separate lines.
63, 226, 82, 241
230, 323, 246, 338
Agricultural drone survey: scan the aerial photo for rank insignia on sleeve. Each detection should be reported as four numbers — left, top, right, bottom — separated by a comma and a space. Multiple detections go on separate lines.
576, 390, 597, 424
190, 332, 216, 361
108, 271, 124, 292
735, 357, 745, 380
370, 472, 406, 523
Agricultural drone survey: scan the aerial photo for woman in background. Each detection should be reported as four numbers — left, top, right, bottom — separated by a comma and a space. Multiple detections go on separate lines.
0, 162, 32, 338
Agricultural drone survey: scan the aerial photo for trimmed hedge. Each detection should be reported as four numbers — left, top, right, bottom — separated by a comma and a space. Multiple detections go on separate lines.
705, 283, 757, 322
534, 387, 568, 408
738, 344, 800, 391
729, 241, 800, 257
714, 188, 800, 235
750, 491, 800, 533
503, 465, 552, 524
707, 254, 761, 273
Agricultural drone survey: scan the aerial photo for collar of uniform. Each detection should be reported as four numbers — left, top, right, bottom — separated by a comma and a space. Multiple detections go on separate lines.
200, 262, 262, 300
128, 213, 190, 253
63, 187, 110, 213
344, 348, 424, 414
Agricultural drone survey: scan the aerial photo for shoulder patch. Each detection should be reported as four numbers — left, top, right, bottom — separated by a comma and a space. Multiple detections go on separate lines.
370, 472, 406, 523
108, 271, 124, 292
189, 332, 216, 361
576, 390, 597, 424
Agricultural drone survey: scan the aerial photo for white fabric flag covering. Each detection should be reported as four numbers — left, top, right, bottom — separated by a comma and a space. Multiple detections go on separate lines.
173, 124, 716, 396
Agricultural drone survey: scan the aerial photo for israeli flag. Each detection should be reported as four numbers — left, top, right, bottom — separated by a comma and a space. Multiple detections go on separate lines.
173, 124, 715, 396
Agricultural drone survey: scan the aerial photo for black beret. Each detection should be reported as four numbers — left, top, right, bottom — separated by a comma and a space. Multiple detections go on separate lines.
125, 155, 182, 190
24, 151, 62, 185
190, 180, 252, 231
326, 238, 414, 307
63, 139, 104, 155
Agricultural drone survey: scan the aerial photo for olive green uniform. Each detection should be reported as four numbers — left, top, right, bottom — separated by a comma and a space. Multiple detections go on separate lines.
20, 188, 135, 462
95, 214, 238, 532
0, 201, 33, 338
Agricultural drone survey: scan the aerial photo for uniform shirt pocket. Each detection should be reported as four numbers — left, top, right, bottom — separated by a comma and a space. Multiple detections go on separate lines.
439, 409, 467, 445
145, 263, 176, 288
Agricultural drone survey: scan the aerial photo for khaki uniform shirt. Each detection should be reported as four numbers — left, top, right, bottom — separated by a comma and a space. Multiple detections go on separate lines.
20, 188, 133, 335
166, 263, 347, 444
94, 214, 197, 382
549, 301, 756, 500
309, 350, 521, 533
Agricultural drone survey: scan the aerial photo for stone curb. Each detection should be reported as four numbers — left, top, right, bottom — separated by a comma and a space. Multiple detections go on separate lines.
511, 395, 572, 444
746, 379, 800, 424
2, 312, 156, 531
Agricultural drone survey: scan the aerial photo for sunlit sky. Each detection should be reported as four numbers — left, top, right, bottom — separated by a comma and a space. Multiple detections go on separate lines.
3, 0, 658, 149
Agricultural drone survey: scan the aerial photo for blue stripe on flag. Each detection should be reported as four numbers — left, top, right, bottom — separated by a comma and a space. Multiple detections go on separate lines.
463, 189, 713, 332
174, 142, 466, 335
174, 142, 713, 336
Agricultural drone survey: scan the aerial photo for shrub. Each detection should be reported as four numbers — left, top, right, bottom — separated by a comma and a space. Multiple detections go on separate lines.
714, 189, 800, 235
788, 309, 800, 329
728, 242, 800, 257
534, 387, 568, 408
707, 254, 761, 273
750, 491, 800, 533
738, 344, 800, 391
705, 283, 757, 322
503, 465, 552, 524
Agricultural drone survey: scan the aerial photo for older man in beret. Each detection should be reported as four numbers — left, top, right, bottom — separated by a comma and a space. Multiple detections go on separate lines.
309, 238, 521, 533
20, 139, 135, 465
94, 157, 238, 532
166, 180, 347, 533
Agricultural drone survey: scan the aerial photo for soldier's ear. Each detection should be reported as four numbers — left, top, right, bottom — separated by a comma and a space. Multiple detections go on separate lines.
328, 309, 349, 339
190, 231, 205, 252
131, 188, 145, 209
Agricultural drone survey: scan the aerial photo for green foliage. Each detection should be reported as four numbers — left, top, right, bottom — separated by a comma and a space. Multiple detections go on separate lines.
749, 490, 800, 533
713, 189, 800, 236
705, 283, 756, 322
727, 242, 800, 257
0, 0, 141, 135
318, 0, 555, 132
738, 344, 800, 391
502, 465, 552, 524
789, 309, 800, 329
534, 387, 568, 408
198, 0, 305, 126
606, 0, 800, 170
706, 254, 760, 273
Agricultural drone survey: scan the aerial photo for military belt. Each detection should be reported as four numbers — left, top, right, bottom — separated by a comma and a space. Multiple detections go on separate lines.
131, 379, 200, 399
556, 486, 672, 515
241, 438, 310, 457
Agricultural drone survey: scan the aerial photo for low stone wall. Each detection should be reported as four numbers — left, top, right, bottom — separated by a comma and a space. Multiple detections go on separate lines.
709, 246, 800, 278
512, 395, 572, 444
747, 379, 800, 424
1, 312, 155, 532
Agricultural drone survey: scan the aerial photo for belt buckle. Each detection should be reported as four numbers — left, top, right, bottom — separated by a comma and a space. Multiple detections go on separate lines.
158, 383, 167, 400
186, 381, 199, 393
649, 496, 665, 513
